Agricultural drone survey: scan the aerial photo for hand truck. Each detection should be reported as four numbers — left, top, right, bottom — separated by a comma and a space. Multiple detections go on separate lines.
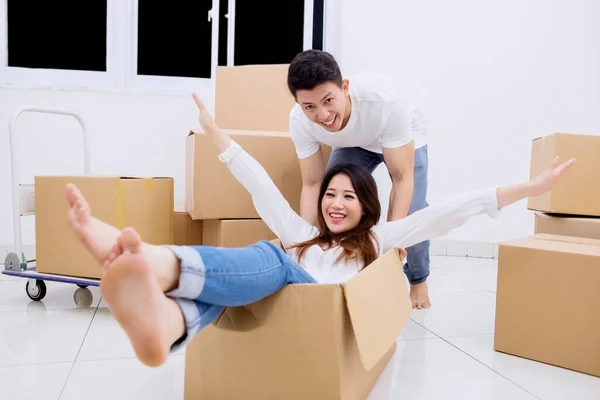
2, 106, 100, 304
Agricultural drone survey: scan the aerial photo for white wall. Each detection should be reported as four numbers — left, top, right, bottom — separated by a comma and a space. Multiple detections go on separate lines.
0, 87, 212, 247
341, 0, 600, 243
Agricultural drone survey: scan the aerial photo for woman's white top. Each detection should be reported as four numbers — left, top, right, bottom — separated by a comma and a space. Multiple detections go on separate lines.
219, 140, 500, 283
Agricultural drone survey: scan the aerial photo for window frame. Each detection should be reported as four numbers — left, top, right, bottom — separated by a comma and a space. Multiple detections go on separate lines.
0, 0, 122, 91
224, 0, 315, 67
0, 0, 338, 93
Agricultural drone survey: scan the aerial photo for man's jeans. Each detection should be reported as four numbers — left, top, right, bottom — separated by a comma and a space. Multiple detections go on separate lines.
326, 145, 430, 284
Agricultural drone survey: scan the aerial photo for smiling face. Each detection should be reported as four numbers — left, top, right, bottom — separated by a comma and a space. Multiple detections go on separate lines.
295, 80, 351, 132
320, 173, 364, 234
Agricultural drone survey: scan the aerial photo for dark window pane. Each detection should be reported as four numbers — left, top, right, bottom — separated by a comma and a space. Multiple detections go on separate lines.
7, 0, 107, 71
138, 1, 213, 78
312, 0, 324, 50
218, 0, 228, 66
234, 0, 304, 65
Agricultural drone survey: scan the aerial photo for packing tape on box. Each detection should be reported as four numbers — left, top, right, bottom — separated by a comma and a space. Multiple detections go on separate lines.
144, 177, 153, 193
115, 180, 126, 229
541, 135, 547, 152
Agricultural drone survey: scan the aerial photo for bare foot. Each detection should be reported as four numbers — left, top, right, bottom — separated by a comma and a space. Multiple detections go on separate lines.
410, 281, 431, 310
65, 184, 121, 266
101, 227, 186, 367
66, 184, 180, 292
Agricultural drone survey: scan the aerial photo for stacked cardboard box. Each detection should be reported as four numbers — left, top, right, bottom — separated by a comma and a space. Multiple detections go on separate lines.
495, 133, 600, 377
176, 64, 302, 248
180, 65, 411, 399
36, 176, 174, 279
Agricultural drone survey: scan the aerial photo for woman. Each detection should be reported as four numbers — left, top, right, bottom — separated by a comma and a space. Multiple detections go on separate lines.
64, 94, 575, 368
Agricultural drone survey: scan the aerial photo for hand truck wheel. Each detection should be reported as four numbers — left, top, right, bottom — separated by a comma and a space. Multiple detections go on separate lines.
26, 279, 47, 301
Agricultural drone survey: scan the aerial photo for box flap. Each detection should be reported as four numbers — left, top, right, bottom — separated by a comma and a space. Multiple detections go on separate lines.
189, 128, 290, 138
531, 233, 600, 246
342, 249, 411, 371
501, 234, 600, 257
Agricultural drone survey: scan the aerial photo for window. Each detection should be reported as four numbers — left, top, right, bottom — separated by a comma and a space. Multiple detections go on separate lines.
233, 0, 305, 65
0, 0, 330, 92
7, 0, 107, 71
137, 0, 213, 79
218, 0, 325, 66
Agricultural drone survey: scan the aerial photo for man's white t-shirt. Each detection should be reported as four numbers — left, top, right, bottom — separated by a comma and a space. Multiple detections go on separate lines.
289, 71, 427, 159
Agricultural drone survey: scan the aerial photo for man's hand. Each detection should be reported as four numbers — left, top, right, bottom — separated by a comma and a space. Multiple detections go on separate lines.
398, 247, 407, 261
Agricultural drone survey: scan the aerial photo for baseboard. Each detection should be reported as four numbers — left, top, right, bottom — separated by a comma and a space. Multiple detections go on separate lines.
430, 239, 499, 259
1, 241, 498, 266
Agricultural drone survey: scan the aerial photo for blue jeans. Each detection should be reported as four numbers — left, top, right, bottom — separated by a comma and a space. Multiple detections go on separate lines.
326, 145, 430, 284
164, 240, 316, 350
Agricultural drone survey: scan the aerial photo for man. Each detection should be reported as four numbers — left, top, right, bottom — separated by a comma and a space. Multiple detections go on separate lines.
287, 49, 430, 309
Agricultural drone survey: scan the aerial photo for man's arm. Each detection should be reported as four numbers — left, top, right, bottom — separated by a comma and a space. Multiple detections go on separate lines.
383, 140, 415, 222
298, 148, 326, 226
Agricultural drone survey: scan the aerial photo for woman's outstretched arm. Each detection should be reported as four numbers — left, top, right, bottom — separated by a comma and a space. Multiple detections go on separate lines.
374, 156, 576, 253
192, 94, 319, 247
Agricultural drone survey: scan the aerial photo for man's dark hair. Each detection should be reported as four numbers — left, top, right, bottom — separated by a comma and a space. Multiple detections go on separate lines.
287, 50, 343, 98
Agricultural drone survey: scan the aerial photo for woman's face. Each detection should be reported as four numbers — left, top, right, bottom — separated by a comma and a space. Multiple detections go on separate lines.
320, 173, 363, 234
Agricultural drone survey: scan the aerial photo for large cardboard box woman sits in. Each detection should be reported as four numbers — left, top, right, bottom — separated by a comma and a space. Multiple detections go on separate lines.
64, 94, 574, 398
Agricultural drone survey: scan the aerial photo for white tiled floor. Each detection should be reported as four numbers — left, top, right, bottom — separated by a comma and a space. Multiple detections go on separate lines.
1, 256, 599, 399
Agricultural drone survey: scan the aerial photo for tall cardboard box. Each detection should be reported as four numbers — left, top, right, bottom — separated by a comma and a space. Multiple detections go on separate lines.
202, 219, 277, 247
528, 133, 600, 216
173, 203, 203, 245
534, 213, 600, 240
215, 64, 295, 132
185, 130, 330, 219
184, 249, 411, 400
495, 234, 600, 377
35, 176, 174, 279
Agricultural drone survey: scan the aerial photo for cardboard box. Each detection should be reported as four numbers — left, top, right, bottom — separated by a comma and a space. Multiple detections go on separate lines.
173, 203, 203, 245
185, 130, 330, 219
202, 219, 277, 247
35, 176, 174, 279
495, 233, 600, 377
528, 133, 600, 216
184, 249, 411, 400
534, 213, 600, 240
215, 64, 295, 132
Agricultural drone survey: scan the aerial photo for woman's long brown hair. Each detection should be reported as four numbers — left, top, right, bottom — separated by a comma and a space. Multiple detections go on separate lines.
287, 163, 381, 269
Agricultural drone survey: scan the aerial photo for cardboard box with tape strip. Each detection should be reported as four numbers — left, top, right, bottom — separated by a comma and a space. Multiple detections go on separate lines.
184, 248, 411, 400
35, 176, 174, 279
185, 129, 331, 220
495, 233, 600, 377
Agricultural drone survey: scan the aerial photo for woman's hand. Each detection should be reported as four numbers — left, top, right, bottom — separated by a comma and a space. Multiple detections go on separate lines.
528, 156, 577, 197
193, 93, 219, 134
497, 156, 576, 209
192, 93, 232, 153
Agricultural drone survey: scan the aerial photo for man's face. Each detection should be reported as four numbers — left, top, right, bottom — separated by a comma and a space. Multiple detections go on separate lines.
295, 79, 350, 132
